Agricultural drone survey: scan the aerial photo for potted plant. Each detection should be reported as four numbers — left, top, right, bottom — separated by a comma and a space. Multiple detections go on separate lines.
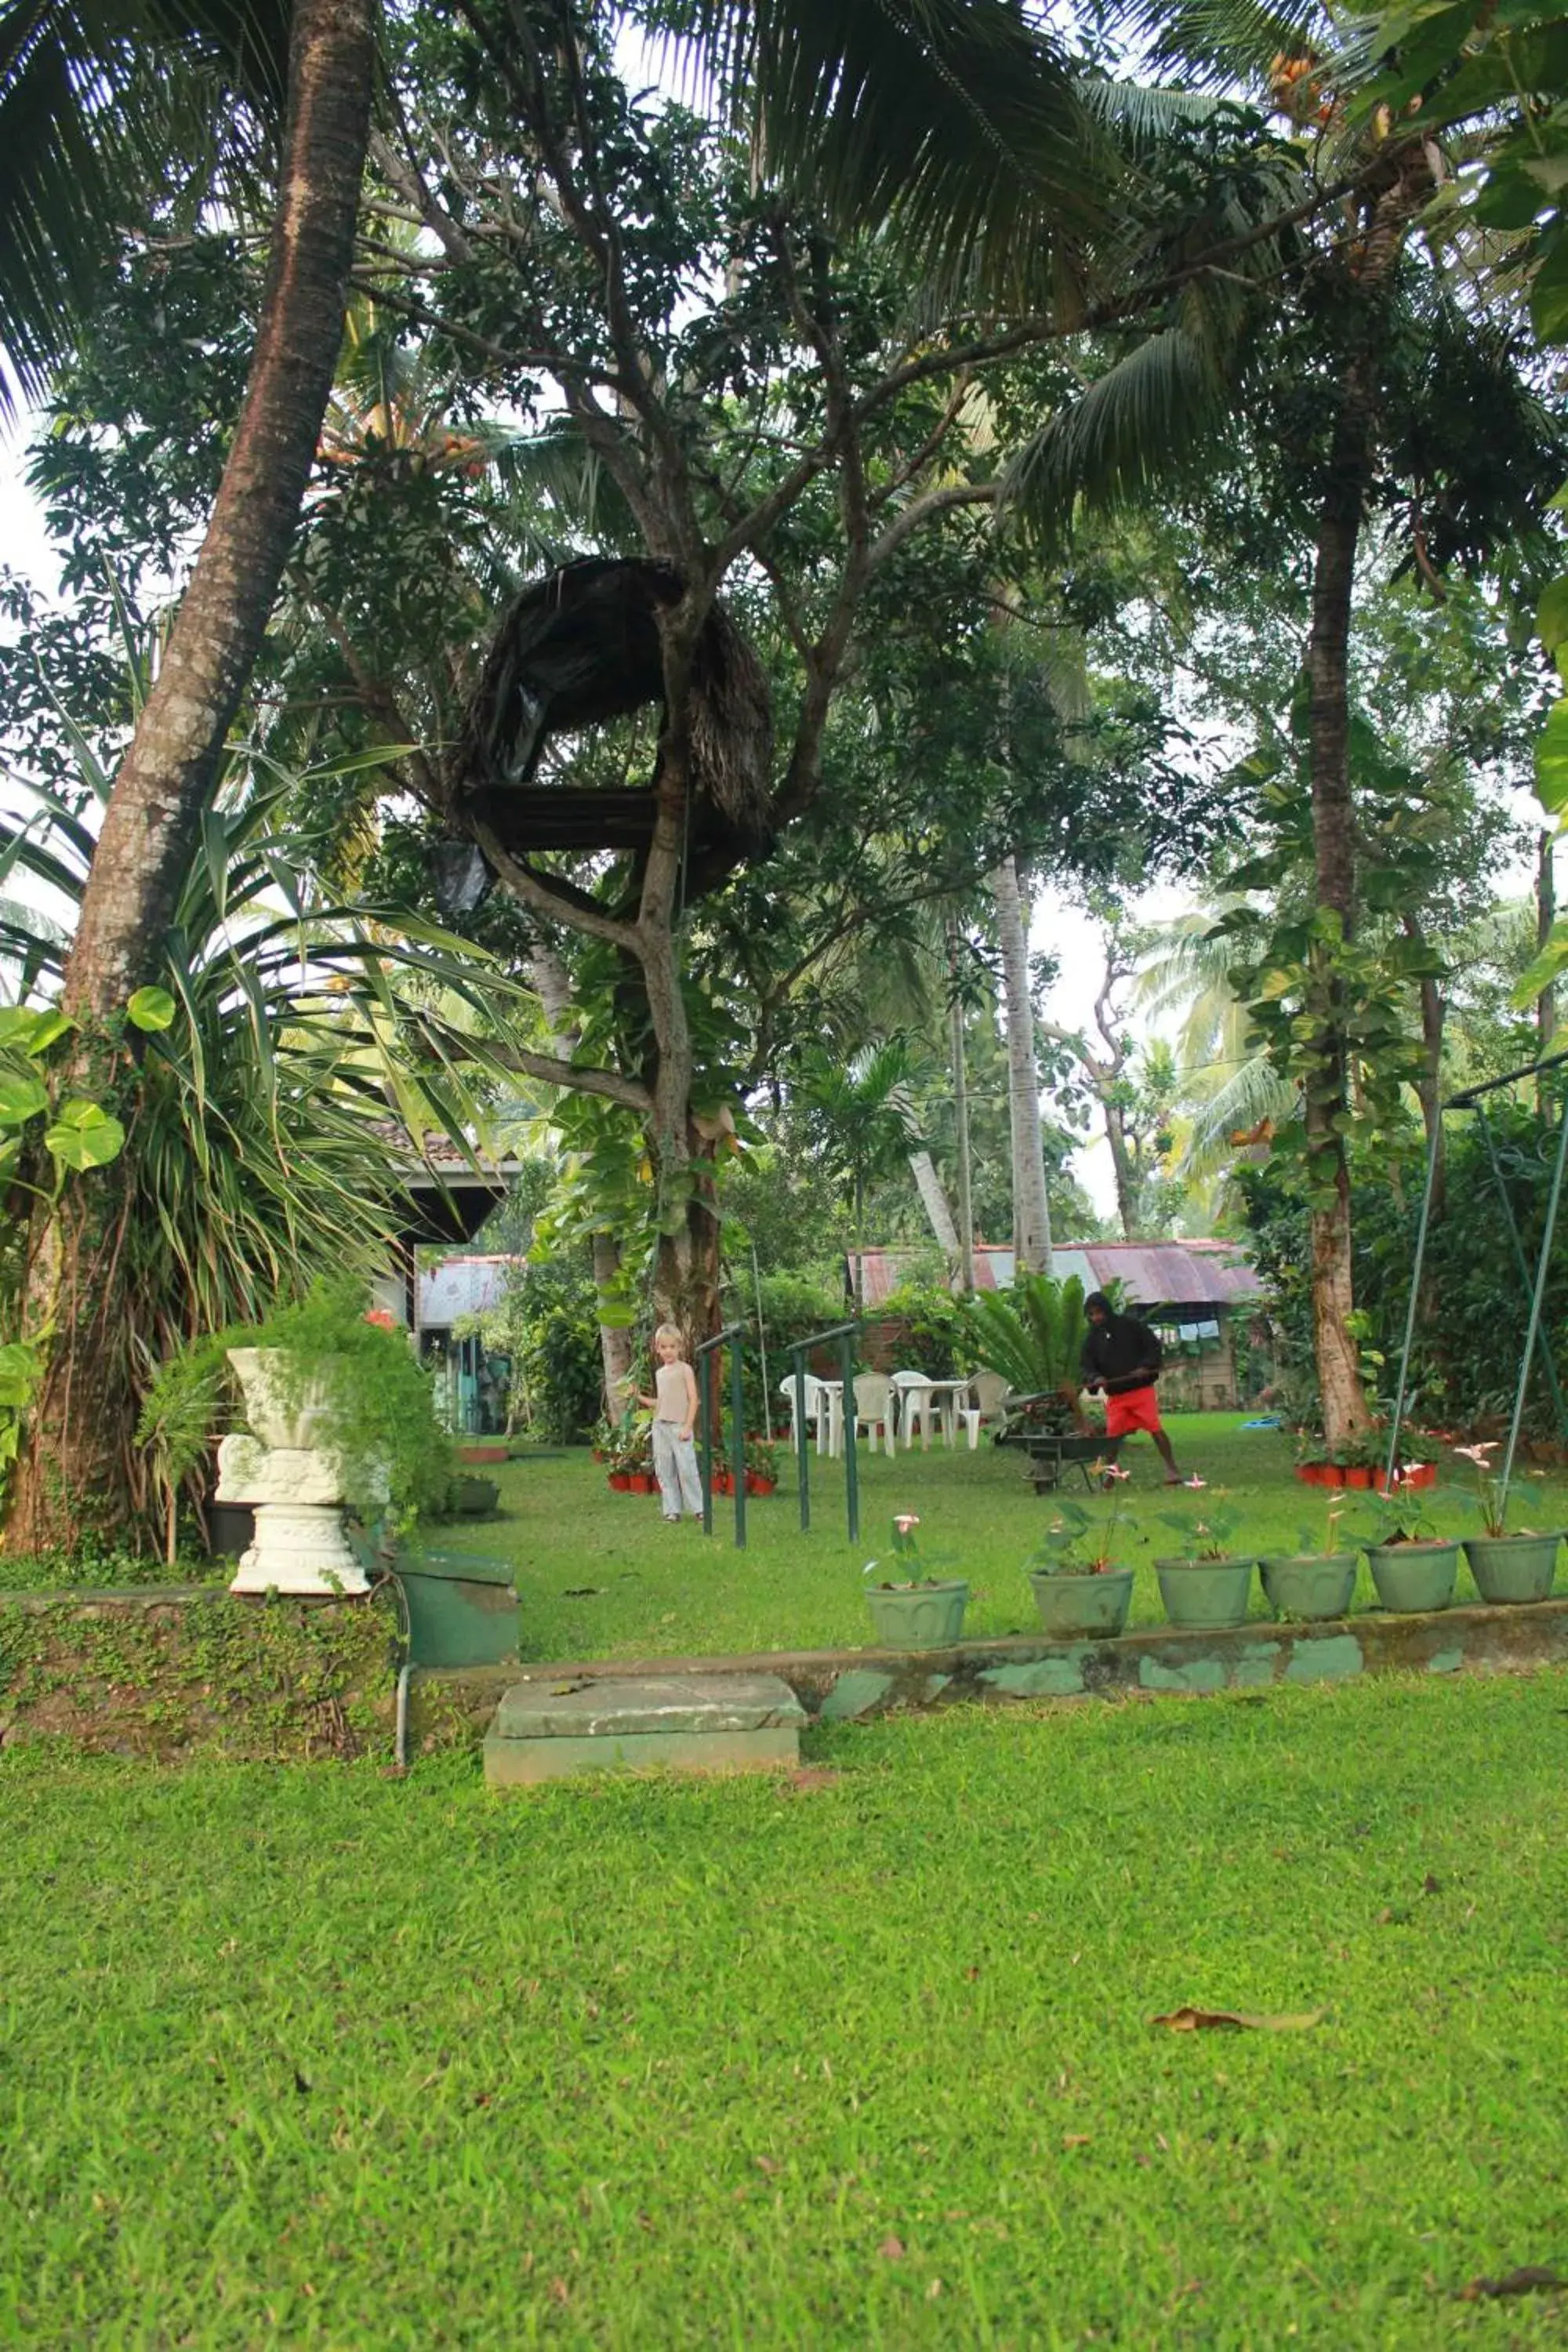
1452, 1442, 1563, 1604
141, 1281, 456, 1537
744, 1436, 780, 1496
1294, 1436, 1341, 1489
1375, 1428, 1438, 1494
1024, 1469, 1135, 1638
1258, 1495, 1359, 1622
862, 1513, 968, 1649
1354, 1475, 1461, 1613
1154, 1483, 1256, 1628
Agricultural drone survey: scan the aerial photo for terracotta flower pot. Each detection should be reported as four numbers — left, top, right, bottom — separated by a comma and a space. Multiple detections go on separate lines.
1342, 1465, 1374, 1490
608, 1471, 632, 1491
746, 1473, 777, 1496
628, 1472, 655, 1495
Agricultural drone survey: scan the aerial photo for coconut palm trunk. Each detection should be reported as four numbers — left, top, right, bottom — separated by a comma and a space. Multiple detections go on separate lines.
7, 0, 376, 1553
990, 854, 1053, 1272
1301, 363, 1374, 1449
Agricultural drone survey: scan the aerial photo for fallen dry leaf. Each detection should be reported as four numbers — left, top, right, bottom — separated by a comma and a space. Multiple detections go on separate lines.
785, 1766, 842, 1791
925, 2278, 944, 2300
1062, 2134, 1092, 2149
754, 2155, 780, 2176
877, 2235, 906, 2260
1456, 2266, 1565, 2302
1151, 2005, 1324, 2033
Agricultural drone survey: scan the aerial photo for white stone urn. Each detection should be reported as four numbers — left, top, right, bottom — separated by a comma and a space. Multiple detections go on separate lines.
226, 1346, 336, 1450
220, 1348, 372, 1597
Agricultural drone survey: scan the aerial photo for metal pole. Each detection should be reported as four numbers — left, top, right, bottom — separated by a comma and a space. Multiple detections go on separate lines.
841, 1326, 859, 1544
1477, 1106, 1568, 1444
793, 1346, 811, 1533
729, 1325, 747, 1550
752, 1242, 772, 1441
694, 1323, 746, 1545
1500, 1083, 1568, 1517
1385, 1116, 1443, 1491
699, 1341, 713, 1539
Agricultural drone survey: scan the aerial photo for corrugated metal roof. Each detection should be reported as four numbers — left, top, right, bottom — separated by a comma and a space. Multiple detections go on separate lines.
849, 1240, 1263, 1311
417, 1255, 521, 1326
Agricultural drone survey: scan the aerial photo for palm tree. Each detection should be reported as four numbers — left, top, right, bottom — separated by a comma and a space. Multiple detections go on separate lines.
989, 854, 1054, 1271
1000, 13, 1563, 1439
0, 0, 1128, 1544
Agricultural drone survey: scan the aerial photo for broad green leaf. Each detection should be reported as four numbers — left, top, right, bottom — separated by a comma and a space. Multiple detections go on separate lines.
44, 1098, 125, 1169
1530, 226, 1568, 348
0, 1340, 39, 1407
1538, 575, 1568, 656
0, 1073, 48, 1126
1535, 699, 1568, 814
125, 985, 177, 1033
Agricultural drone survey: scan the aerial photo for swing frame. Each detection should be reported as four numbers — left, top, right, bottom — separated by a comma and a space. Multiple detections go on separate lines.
1385, 1047, 1568, 1516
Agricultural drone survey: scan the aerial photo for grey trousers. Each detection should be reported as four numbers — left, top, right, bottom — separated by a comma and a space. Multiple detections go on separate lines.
652, 1419, 703, 1517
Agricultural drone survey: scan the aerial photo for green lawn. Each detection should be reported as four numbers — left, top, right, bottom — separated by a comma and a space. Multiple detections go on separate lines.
430, 1415, 1568, 1664
4, 1672, 1568, 2346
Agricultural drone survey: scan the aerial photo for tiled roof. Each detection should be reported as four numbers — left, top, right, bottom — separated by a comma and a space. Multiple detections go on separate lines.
848, 1240, 1264, 1311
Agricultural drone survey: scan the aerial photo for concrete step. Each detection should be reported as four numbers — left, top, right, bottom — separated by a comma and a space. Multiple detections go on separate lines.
483, 1671, 806, 1786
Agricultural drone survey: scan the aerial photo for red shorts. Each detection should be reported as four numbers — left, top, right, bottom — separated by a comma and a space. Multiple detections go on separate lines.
1105, 1385, 1163, 1439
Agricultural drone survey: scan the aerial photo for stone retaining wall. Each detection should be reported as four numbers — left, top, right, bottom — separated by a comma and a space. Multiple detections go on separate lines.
0, 1586, 397, 1760
412, 1598, 1568, 1747
6, 1587, 1567, 1762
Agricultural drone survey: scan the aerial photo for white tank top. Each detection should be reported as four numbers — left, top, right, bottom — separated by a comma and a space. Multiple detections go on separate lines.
654, 1362, 689, 1421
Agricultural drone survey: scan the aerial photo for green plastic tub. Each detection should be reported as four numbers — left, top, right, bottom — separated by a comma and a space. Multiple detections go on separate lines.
395, 1550, 519, 1669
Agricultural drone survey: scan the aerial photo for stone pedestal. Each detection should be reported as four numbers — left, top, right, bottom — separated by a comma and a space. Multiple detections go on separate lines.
216, 1432, 370, 1598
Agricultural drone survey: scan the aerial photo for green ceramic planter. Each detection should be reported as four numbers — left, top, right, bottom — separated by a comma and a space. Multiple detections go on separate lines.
1259, 1552, 1358, 1622
1028, 1567, 1134, 1639
1365, 1541, 1459, 1614
394, 1551, 518, 1668
1461, 1532, 1563, 1606
1154, 1557, 1254, 1630
865, 1579, 969, 1650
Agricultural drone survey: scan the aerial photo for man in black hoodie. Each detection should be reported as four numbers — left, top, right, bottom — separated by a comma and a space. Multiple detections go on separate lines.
1080, 1292, 1183, 1483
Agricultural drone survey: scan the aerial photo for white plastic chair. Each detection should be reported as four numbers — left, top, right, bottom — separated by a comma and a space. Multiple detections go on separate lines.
889, 1369, 935, 1450
851, 1372, 895, 1455
964, 1368, 1012, 1448
779, 1372, 833, 1455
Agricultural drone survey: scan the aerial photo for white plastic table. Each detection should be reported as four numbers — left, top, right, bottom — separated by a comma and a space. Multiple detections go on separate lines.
924, 1377, 978, 1446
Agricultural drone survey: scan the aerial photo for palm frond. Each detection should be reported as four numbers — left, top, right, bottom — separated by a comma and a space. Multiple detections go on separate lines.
1118, 0, 1330, 91
1000, 325, 1243, 543
0, 0, 287, 409
686, 0, 1113, 304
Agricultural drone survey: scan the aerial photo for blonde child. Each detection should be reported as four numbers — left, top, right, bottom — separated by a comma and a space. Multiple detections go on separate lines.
637, 1323, 703, 1522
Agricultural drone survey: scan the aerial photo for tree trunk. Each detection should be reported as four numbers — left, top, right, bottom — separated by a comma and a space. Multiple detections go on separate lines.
908, 1149, 960, 1259
1300, 354, 1377, 1448
1103, 1099, 1139, 1240
949, 960, 976, 1292
592, 1231, 634, 1417
7, 0, 376, 1556
989, 855, 1052, 1272
528, 935, 636, 1414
